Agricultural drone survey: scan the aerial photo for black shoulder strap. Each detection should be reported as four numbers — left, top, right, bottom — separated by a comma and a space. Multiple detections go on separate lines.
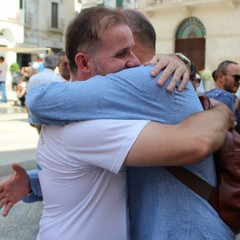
165, 166, 214, 200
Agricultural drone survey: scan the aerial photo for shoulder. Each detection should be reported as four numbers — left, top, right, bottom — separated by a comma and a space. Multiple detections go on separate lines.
206, 88, 232, 98
206, 88, 234, 110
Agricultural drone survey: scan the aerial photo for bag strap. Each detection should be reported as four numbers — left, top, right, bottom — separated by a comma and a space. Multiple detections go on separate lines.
165, 166, 214, 201
165, 97, 215, 201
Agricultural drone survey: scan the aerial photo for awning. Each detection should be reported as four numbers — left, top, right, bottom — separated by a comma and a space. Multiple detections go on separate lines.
0, 47, 52, 53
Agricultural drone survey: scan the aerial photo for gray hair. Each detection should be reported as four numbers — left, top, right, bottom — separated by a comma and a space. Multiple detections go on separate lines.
44, 54, 58, 69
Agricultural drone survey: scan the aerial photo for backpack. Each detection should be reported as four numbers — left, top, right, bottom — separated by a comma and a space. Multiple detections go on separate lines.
166, 96, 240, 234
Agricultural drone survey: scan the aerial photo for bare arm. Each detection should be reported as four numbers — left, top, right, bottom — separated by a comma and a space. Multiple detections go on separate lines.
145, 54, 190, 92
125, 103, 233, 166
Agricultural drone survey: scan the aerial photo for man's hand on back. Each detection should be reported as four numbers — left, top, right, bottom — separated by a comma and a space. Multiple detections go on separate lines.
145, 53, 190, 92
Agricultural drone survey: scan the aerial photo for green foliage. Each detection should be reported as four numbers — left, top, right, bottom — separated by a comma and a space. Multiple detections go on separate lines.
199, 68, 213, 81
10, 63, 20, 73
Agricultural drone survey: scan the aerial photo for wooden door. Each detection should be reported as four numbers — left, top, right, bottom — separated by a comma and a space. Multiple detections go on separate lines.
175, 38, 205, 71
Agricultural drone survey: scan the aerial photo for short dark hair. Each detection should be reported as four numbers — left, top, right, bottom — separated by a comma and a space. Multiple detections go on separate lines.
122, 9, 156, 52
212, 70, 216, 81
65, 6, 128, 74
215, 60, 238, 78
190, 64, 197, 81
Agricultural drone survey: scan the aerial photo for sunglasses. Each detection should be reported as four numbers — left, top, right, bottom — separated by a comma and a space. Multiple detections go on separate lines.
223, 73, 240, 82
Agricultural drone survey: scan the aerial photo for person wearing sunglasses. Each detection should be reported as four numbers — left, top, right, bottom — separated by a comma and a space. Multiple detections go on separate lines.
206, 60, 240, 112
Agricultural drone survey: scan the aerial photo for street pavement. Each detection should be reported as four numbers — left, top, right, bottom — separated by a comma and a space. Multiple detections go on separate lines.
0, 88, 42, 240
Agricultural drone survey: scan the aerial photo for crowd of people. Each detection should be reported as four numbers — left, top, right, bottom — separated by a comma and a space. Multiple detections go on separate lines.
0, 6, 239, 240
0, 50, 70, 108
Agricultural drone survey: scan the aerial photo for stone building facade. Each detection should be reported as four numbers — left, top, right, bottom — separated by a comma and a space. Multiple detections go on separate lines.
134, 0, 240, 74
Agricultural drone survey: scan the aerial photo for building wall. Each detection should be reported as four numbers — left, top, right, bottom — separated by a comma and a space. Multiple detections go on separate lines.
24, 0, 76, 51
0, 0, 24, 85
137, 0, 240, 71
0, 0, 78, 86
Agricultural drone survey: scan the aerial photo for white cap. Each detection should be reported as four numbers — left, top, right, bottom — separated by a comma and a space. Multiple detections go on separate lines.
195, 73, 201, 79
32, 62, 39, 70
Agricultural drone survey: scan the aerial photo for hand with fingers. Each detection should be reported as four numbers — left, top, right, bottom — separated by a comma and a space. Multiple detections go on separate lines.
0, 163, 31, 217
144, 53, 190, 92
209, 98, 237, 130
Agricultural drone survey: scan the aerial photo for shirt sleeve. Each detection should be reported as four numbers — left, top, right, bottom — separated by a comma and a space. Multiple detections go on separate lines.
63, 120, 149, 174
22, 169, 43, 203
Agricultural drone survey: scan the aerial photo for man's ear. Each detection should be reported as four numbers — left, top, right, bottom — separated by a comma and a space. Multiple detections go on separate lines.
218, 72, 225, 83
75, 52, 91, 73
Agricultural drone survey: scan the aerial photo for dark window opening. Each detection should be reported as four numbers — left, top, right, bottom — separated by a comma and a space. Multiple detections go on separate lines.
51, 2, 58, 28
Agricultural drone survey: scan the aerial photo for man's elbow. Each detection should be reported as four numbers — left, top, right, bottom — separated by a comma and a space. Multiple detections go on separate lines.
182, 139, 213, 165
187, 138, 213, 165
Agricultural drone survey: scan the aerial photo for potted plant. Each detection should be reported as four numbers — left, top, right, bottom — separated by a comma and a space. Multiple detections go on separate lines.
10, 63, 21, 91
199, 68, 214, 91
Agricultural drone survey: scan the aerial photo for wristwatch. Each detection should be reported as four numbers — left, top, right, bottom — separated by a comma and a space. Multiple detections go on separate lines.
175, 53, 191, 68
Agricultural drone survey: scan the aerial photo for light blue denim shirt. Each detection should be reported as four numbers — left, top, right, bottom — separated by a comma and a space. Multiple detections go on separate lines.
206, 88, 235, 112
22, 169, 42, 203
26, 65, 234, 239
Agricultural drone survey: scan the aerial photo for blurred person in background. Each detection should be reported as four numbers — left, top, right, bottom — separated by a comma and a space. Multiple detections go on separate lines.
27, 54, 64, 134
206, 60, 240, 112
36, 53, 45, 72
0, 56, 8, 102
27, 54, 63, 92
55, 50, 71, 81
16, 77, 27, 107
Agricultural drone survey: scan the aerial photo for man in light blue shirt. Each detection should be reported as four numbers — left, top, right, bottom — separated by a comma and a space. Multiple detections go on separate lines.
206, 60, 240, 112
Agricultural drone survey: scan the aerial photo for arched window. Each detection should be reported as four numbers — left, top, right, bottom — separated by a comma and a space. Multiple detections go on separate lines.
176, 17, 206, 39
175, 17, 206, 71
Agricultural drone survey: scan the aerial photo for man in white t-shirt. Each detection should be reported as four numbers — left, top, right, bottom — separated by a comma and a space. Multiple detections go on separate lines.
0, 56, 8, 102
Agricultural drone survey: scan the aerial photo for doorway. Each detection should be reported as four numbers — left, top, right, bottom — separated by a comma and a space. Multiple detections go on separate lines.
175, 17, 206, 71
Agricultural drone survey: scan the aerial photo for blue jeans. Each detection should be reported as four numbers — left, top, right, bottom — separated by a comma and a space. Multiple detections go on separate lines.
0, 82, 7, 102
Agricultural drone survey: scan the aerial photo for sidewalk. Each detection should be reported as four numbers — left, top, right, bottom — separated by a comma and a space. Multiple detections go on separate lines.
0, 88, 41, 240
0, 88, 39, 177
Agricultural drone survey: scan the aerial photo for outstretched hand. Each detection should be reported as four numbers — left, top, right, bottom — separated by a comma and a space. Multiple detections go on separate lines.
144, 54, 190, 92
0, 163, 30, 217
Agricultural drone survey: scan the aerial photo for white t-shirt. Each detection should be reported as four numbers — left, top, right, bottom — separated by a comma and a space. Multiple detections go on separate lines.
36, 119, 149, 240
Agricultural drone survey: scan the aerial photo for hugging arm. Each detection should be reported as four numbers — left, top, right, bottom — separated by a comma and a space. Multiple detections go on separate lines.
146, 54, 190, 92
125, 103, 233, 166
0, 102, 233, 216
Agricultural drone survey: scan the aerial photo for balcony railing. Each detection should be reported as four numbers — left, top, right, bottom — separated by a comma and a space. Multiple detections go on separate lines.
134, 0, 239, 8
